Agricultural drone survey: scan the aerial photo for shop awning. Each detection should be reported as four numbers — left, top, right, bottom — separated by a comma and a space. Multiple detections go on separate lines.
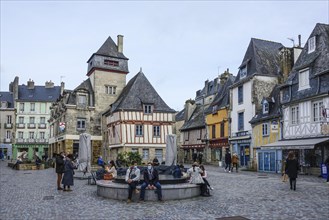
260, 137, 329, 150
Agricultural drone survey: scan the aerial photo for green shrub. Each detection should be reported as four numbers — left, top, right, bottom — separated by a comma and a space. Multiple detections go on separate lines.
117, 151, 142, 167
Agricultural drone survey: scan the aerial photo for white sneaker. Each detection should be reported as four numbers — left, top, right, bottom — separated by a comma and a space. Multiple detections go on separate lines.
210, 187, 214, 190
229, 171, 231, 173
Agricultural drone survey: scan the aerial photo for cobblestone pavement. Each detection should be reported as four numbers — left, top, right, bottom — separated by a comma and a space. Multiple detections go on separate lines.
0, 160, 328, 220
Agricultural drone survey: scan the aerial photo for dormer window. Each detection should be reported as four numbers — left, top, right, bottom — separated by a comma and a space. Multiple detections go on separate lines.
240, 66, 247, 78
263, 101, 269, 114
77, 95, 87, 108
308, 36, 316, 53
1, 101, 7, 108
212, 105, 218, 114
105, 85, 116, 95
299, 68, 310, 90
104, 59, 119, 66
144, 104, 153, 114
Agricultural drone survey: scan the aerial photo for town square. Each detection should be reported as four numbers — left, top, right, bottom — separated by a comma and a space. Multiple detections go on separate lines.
1, 1, 329, 220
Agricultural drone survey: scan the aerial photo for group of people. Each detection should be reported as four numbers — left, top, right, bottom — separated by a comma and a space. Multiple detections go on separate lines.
224, 151, 239, 173
55, 152, 77, 191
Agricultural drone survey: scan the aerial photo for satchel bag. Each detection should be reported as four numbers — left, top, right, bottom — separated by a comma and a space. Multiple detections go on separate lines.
104, 173, 113, 180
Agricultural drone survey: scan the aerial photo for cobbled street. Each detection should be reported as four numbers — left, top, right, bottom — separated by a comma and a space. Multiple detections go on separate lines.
0, 160, 328, 220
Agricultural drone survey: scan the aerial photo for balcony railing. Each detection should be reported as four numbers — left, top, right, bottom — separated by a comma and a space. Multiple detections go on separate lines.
28, 123, 36, 129
5, 123, 13, 129
17, 123, 25, 128
38, 123, 47, 129
3, 138, 12, 143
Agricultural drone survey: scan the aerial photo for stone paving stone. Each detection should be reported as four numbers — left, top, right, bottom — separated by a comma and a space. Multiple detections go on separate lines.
0, 161, 328, 220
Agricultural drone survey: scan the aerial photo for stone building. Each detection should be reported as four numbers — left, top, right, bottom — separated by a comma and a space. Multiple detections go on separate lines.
48, 35, 129, 163
103, 70, 176, 164
0, 91, 15, 159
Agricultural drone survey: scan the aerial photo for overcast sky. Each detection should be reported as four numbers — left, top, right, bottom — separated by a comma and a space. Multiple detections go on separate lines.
1, 1, 328, 111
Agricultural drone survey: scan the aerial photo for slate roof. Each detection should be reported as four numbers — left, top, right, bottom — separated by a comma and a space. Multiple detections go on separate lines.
205, 75, 236, 114
281, 23, 329, 103
249, 85, 281, 124
17, 85, 61, 102
175, 109, 185, 121
108, 71, 176, 114
87, 36, 128, 62
180, 104, 205, 131
0, 92, 14, 108
65, 78, 94, 106
233, 38, 283, 85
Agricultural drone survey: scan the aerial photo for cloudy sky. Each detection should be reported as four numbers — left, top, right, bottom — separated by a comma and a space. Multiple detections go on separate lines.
1, 1, 328, 111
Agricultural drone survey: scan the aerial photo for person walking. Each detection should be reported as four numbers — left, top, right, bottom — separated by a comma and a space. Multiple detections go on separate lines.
285, 151, 299, 191
55, 152, 65, 190
198, 152, 203, 165
231, 153, 239, 172
192, 150, 198, 163
125, 161, 141, 203
61, 154, 76, 191
139, 162, 162, 202
225, 151, 232, 173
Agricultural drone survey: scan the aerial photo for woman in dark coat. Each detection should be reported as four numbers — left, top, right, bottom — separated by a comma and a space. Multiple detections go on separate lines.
285, 151, 299, 191
61, 154, 76, 191
55, 152, 65, 190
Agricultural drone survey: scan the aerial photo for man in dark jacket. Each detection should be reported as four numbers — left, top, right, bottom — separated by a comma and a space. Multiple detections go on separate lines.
325, 156, 329, 183
225, 151, 232, 172
55, 152, 65, 190
139, 162, 162, 202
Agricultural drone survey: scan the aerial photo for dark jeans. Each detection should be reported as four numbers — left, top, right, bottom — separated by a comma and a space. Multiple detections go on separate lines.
289, 178, 297, 190
57, 173, 63, 188
140, 182, 162, 200
232, 163, 238, 172
203, 178, 211, 188
225, 163, 231, 171
199, 183, 208, 196
128, 181, 138, 199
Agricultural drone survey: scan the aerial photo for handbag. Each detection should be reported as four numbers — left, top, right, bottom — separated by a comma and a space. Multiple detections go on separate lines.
104, 173, 113, 180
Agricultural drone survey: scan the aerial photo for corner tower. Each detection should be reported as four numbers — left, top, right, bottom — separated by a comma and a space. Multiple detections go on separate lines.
86, 35, 129, 112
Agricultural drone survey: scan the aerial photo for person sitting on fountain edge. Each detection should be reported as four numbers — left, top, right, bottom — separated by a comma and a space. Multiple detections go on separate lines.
125, 161, 140, 203
139, 161, 163, 202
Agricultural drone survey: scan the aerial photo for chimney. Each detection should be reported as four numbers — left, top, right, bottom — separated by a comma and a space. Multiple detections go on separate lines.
60, 82, 65, 95
45, 80, 54, 88
27, 79, 35, 89
298, 35, 301, 47
220, 68, 230, 85
184, 99, 196, 121
117, 35, 123, 53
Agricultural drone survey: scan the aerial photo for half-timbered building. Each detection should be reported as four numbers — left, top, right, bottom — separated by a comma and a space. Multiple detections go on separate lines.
103, 70, 176, 164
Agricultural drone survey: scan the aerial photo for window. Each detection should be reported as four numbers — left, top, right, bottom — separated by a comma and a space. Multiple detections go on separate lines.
308, 36, 316, 53
262, 123, 269, 136
185, 131, 189, 141
313, 101, 323, 122
1, 101, 7, 108
19, 117, 24, 124
29, 117, 35, 124
104, 59, 119, 66
40, 117, 46, 124
238, 86, 243, 104
153, 126, 160, 137
7, 115, 12, 124
144, 105, 153, 114
112, 125, 116, 138
77, 95, 87, 107
299, 69, 310, 90
220, 122, 225, 137
131, 148, 138, 153
40, 132, 45, 139
105, 85, 116, 95
19, 103, 25, 112
291, 106, 299, 125
18, 132, 24, 139
212, 125, 216, 139
238, 112, 244, 131
136, 125, 143, 136
142, 149, 149, 160
212, 105, 218, 114
155, 149, 163, 163
30, 103, 35, 111
263, 101, 269, 114
240, 66, 247, 78
77, 118, 86, 130
6, 131, 11, 139
29, 132, 34, 139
